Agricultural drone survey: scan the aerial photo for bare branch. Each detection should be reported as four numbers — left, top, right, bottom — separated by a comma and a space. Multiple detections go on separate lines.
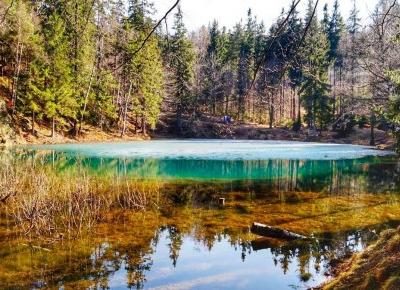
249, 0, 302, 92
102, 0, 180, 77
132, 0, 180, 56
0, 0, 15, 26
381, 0, 397, 37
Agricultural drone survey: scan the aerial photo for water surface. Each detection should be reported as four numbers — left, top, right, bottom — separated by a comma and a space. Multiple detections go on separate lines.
2, 140, 399, 289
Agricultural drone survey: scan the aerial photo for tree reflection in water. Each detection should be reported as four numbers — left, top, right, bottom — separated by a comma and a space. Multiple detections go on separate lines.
1, 151, 399, 289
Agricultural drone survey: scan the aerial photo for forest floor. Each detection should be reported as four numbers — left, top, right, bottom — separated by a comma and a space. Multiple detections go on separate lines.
320, 228, 400, 290
154, 113, 396, 149
0, 109, 396, 148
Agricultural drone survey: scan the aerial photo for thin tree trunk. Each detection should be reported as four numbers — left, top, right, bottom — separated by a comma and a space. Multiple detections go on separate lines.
79, 65, 95, 134
370, 111, 376, 146
142, 115, 146, 135
12, 43, 23, 113
333, 66, 336, 120
51, 117, 55, 139
121, 81, 132, 138
31, 111, 35, 135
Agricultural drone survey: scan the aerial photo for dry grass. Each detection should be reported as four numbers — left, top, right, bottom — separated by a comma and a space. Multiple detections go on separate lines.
323, 228, 400, 290
0, 156, 164, 239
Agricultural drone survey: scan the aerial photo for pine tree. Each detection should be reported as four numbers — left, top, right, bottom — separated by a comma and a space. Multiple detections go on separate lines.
347, 0, 361, 103
169, 5, 195, 134
237, 9, 256, 121
61, 0, 97, 135
1, 1, 39, 115
285, 2, 304, 128
29, 12, 76, 138
300, 0, 331, 130
89, 0, 118, 131
126, 0, 164, 136
327, 0, 344, 118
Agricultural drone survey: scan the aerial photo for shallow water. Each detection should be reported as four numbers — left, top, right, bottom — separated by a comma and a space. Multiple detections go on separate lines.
27, 140, 394, 160
2, 140, 400, 289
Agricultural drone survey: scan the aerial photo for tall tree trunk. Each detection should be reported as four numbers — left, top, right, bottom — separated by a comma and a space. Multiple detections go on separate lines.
333, 66, 336, 120
79, 66, 95, 135
51, 117, 55, 139
120, 82, 132, 138
31, 111, 35, 135
269, 93, 274, 129
292, 88, 296, 122
370, 111, 376, 146
12, 43, 23, 113
142, 115, 146, 135
176, 103, 183, 135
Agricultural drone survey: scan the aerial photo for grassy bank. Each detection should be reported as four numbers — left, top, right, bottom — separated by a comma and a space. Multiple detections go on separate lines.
323, 229, 400, 290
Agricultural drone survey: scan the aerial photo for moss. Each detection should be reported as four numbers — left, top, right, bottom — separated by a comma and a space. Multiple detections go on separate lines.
323, 230, 400, 290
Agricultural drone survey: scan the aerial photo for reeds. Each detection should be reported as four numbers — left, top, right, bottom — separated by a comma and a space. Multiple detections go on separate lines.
0, 155, 164, 239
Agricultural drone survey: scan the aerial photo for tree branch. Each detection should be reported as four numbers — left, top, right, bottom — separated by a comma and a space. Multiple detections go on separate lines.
132, 0, 180, 56
102, 0, 180, 77
0, 0, 15, 26
248, 0, 302, 92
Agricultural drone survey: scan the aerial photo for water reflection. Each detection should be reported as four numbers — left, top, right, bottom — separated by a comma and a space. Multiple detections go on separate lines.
0, 220, 392, 290
1, 149, 400, 289
19, 151, 400, 195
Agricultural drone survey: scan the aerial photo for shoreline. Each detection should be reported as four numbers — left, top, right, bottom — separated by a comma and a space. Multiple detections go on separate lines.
4, 125, 396, 151
320, 228, 400, 290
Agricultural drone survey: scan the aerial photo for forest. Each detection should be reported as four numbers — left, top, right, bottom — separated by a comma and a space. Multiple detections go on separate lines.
1, 0, 400, 146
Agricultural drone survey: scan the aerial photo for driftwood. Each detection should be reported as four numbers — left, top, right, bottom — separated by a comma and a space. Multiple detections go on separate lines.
251, 222, 307, 240
251, 238, 286, 251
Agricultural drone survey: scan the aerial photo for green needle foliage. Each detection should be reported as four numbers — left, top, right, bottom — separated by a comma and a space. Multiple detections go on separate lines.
0, 0, 399, 144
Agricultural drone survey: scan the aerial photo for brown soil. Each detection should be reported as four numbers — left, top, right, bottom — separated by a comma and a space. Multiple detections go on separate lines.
155, 113, 395, 149
1, 111, 395, 148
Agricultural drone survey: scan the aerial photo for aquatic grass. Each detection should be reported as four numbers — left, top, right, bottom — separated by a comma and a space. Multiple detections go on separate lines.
0, 156, 165, 239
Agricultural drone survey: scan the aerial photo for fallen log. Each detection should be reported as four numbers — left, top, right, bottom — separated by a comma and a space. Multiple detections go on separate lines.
251, 237, 285, 251
250, 222, 307, 240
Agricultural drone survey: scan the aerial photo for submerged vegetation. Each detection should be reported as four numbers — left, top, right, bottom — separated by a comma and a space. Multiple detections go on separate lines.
0, 156, 165, 238
0, 146, 399, 288
1, 149, 400, 239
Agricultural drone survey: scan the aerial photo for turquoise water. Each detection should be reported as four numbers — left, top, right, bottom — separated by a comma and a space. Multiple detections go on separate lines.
3, 140, 399, 289
21, 140, 398, 194
28, 140, 393, 160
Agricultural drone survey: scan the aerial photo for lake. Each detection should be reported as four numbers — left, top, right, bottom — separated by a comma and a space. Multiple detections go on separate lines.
1, 140, 399, 289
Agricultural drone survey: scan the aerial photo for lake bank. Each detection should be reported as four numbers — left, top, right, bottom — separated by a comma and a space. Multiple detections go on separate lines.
321, 228, 400, 290
3, 119, 396, 151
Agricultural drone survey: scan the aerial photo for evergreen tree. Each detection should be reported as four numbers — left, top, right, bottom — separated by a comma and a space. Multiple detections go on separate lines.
326, 0, 344, 118
122, 0, 164, 136
60, 0, 97, 135
1, 1, 39, 115
237, 9, 256, 120
29, 12, 76, 138
169, 5, 195, 134
89, 0, 118, 131
300, 0, 331, 130
347, 0, 361, 102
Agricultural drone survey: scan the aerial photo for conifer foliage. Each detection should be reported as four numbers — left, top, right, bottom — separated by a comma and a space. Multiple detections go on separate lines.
0, 0, 399, 144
